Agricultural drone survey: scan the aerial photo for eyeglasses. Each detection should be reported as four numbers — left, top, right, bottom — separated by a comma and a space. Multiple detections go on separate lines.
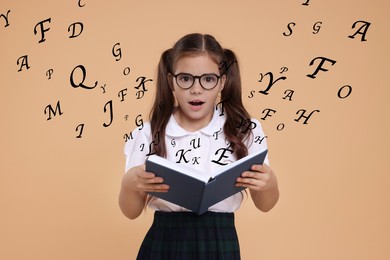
173, 73, 221, 90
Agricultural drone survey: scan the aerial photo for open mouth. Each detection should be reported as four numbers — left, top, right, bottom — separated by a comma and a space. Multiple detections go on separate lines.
189, 101, 205, 106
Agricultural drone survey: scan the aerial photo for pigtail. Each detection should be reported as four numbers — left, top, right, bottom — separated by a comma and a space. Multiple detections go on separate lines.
149, 48, 175, 158
221, 49, 252, 160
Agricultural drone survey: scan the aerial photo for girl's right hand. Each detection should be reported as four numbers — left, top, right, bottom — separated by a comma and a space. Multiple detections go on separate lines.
124, 165, 170, 193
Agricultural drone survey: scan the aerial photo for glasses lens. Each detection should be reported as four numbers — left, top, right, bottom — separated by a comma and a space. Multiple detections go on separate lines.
176, 74, 194, 89
200, 74, 219, 89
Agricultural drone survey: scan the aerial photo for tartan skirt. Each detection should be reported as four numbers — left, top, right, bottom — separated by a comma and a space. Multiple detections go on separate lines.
137, 211, 241, 260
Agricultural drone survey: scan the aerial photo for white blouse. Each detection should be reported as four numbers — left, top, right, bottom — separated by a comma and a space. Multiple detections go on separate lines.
124, 108, 269, 213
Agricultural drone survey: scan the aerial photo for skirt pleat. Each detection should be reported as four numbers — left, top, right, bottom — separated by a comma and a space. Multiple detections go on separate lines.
137, 211, 240, 260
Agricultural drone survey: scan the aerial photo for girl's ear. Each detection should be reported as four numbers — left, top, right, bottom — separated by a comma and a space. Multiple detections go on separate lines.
220, 74, 226, 92
167, 73, 175, 91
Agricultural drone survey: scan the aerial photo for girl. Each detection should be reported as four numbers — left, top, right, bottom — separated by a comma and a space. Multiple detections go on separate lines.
119, 33, 279, 259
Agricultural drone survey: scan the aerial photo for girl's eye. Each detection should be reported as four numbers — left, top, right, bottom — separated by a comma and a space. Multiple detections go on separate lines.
203, 75, 217, 82
204, 76, 215, 82
178, 75, 192, 82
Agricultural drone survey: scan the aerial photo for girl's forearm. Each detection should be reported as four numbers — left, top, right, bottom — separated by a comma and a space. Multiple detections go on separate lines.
118, 173, 147, 219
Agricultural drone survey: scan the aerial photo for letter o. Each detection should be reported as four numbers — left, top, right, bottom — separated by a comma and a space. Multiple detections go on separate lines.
277, 123, 285, 131
338, 85, 352, 99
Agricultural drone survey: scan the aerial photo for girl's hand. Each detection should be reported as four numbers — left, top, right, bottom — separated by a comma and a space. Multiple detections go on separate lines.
124, 165, 170, 194
236, 164, 277, 192
236, 164, 279, 212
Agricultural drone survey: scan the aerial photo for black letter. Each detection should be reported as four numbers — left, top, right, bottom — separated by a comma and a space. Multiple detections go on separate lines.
34, 18, 51, 43
1, 10, 11, 28
112, 42, 122, 61
17, 55, 30, 72
261, 108, 276, 120
283, 22, 296, 36
306, 57, 337, 79
283, 90, 294, 101
75, 124, 84, 138
338, 85, 352, 99
294, 109, 320, 124
103, 100, 113, 127
70, 65, 98, 89
44, 100, 63, 120
348, 20, 371, 42
68, 22, 84, 38
258, 72, 287, 95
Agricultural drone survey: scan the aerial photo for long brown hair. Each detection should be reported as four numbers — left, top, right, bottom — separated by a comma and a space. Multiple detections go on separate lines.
149, 33, 252, 160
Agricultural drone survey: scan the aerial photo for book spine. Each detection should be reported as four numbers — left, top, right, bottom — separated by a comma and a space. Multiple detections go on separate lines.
197, 178, 217, 215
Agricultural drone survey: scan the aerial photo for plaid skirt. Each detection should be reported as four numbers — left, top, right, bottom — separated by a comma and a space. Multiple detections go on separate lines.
137, 211, 240, 260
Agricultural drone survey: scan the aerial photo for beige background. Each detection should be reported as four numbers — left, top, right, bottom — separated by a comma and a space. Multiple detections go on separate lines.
1, 0, 389, 259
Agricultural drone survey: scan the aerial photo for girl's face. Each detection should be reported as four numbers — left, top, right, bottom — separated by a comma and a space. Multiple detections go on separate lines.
171, 53, 225, 132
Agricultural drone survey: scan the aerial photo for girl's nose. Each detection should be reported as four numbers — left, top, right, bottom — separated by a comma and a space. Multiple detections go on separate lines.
190, 79, 203, 94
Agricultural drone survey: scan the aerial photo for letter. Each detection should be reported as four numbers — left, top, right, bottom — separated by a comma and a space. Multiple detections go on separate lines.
135, 76, 152, 99
123, 67, 131, 75
216, 98, 228, 116
254, 135, 267, 144
70, 65, 98, 89
190, 138, 201, 149
211, 146, 234, 166
1, 10, 10, 28
192, 157, 201, 165
171, 138, 176, 147
237, 117, 257, 134
44, 100, 63, 120
306, 57, 337, 79
118, 88, 127, 102
146, 131, 160, 156
348, 20, 371, 42
140, 143, 145, 152
112, 42, 122, 61
75, 124, 84, 138
283, 89, 294, 101
123, 131, 133, 142
283, 22, 296, 37
276, 123, 285, 131
302, 0, 310, 6
68, 22, 84, 38
135, 114, 143, 130
34, 18, 51, 43
159, 101, 165, 111
280, 67, 288, 74
46, 69, 53, 79
219, 60, 237, 73
103, 100, 113, 127
213, 128, 222, 140
17, 55, 30, 72
261, 108, 276, 120
294, 109, 320, 124
175, 149, 192, 163
124, 115, 129, 121
338, 85, 352, 99
313, 21, 322, 34
101, 84, 106, 93
248, 90, 255, 98
258, 72, 287, 95
78, 0, 85, 7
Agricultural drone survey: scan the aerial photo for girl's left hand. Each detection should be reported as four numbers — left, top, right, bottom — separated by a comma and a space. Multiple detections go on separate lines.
236, 164, 277, 192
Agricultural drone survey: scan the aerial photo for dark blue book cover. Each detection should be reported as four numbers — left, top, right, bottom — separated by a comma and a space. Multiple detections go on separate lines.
146, 148, 268, 214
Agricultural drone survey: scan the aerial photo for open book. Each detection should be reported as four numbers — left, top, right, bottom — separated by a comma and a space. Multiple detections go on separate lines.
145, 148, 268, 214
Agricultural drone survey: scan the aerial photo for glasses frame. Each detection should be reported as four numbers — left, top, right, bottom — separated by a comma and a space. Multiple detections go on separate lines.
173, 73, 222, 90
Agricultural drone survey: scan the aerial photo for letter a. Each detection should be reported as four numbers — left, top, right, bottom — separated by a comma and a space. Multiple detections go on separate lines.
17, 55, 30, 72
348, 20, 371, 42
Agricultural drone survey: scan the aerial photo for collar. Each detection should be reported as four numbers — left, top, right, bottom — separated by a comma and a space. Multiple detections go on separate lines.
165, 107, 225, 137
